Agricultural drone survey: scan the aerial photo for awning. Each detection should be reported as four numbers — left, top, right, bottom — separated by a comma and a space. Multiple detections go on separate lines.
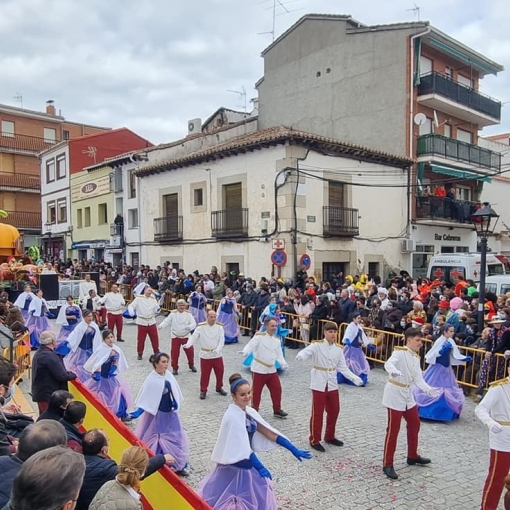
430, 164, 492, 183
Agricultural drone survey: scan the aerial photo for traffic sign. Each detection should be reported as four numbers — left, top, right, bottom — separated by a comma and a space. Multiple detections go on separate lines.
271, 250, 287, 267
300, 253, 311, 270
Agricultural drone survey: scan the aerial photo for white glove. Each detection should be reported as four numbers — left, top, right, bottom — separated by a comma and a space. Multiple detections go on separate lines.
182, 344, 191, 350
426, 387, 440, 398
490, 420, 504, 434
281, 362, 289, 370
237, 350, 245, 356
391, 370, 404, 378
212, 348, 221, 355
354, 377, 364, 387
157, 324, 163, 331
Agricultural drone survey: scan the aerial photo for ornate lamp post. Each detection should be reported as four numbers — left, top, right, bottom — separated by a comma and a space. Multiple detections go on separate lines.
471, 203, 499, 334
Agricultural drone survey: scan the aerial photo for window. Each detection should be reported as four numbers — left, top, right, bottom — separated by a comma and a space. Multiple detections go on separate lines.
419, 117, 433, 136
457, 128, 473, 144
128, 208, 139, 228
43, 128, 56, 143
455, 246, 469, 253
328, 182, 345, 207
63, 130, 70, 140
444, 124, 452, 138
129, 171, 136, 199
46, 159, 55, 183
223, 182, 242, 209
77, 209, 83, 228
98, 203, 108, 224
445, 67, 452, 79
456, 186, 471, 202
322, 262, 346, 283
1, 120, 14, 137
57, 200, 67, 223
131, 252, 139, 268
47, 202, 56, 223
419, 56, 433, 76
193, 188, 203, 207
84, 207, 91, 227
163, 193, 178, 216
367, 262, 379, 279
457, 74, 472, 88
56, 154, 66, 179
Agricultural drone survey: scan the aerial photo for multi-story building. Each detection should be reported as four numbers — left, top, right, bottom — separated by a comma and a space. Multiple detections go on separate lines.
0, 101, 108, 249
256, 14, 504, 277
39, 128, 152, 260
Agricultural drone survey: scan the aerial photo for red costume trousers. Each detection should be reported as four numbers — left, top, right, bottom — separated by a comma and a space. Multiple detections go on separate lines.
251, 372, 282, 413
481, 449, 510, 510
171, 337, 194, 370
137, 324, 159, 356
310, 389, 340, 445
37, 401, 49, 414
200, 357, 224, 392
383, 406, 420, 467
107, 313, 123, 339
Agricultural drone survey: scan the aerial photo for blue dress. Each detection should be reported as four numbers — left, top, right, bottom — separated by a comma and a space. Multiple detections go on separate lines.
217, 298, 239, 344
64, 327, 96, 382
21, 295, 32, 322
189, 293, 207, 325
56, 306, 81, 356
337, 331, 370, 386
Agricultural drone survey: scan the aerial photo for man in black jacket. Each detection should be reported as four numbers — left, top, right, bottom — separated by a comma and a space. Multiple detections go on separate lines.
240, 284, 257, 336
59, 401, 86, 453
76, 429, 174, 510
333, 289, 355, 325
0, 357, 17, 457
37, 390, 74, 422
251, 286, 270, 336
31, 331, 76, 414
0, 420, 67, 508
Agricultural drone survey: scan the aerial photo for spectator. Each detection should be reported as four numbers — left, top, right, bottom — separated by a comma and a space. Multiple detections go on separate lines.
3, 445, 85, 510
60, 401, 86, 453
333, 289, 355, 325
0, 357, 17, 457
0, 420, 67, 508
37, 390, 74, 422
251, 286, 270, 336
31, 331, 77, 414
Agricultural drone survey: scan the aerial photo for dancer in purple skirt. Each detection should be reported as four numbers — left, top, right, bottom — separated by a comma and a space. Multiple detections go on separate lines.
198, 373, 311, 510
25, 289, 52, 349
188, 285, 207, 325
64, 310, 101, 382
55, 296, 82, 356
339, 312, 376, 386
84, 329, 132, 419
130, 352, 190, 477
413, 324, 471, 421
217, 290, 240, 344
13, 283, 35, 322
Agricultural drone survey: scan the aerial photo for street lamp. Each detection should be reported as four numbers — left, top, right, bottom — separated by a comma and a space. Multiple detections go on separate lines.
471, 202, 499, 334
44, 222, 53, 260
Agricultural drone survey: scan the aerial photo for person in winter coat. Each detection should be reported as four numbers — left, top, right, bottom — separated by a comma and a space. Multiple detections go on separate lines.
310, 295, 330, 341
251, 287, 271, 336
333, 289, 355, 325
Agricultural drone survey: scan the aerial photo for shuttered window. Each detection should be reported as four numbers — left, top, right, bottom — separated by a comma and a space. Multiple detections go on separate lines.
328, 182, 344, 207
224, 183, 242, 209
163, 193, 178, 216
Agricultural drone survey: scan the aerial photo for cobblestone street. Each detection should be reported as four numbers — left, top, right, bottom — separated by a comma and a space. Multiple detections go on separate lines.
28, 318, 492, 509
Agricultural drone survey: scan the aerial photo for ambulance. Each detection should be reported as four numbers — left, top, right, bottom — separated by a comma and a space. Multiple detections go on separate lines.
427, 253, 505, 284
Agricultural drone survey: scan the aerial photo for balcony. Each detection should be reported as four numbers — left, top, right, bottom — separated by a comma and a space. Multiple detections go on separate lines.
110, 223, 124, 236
323, 206, 359, 237
415, 196, 477, 225
0, 211, 42, 230
212, 208, 248, 238
153, 216, 183, 242
417, 134, 501, 172
417, 72, 501, 127
0, 172, 40, 192
0, 132, 56, 154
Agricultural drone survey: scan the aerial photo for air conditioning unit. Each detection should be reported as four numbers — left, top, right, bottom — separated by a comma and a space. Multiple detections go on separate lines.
110, 235, 121, 247
59, 281, 81, 300
188, 118, 202, 135
401, 239, 415, 253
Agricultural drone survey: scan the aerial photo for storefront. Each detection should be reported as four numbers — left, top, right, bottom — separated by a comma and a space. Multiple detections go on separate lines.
410, 224, 477, 279
71, 241, 107, 262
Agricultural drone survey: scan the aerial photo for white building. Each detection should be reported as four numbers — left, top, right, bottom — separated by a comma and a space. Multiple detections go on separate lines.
134, 126, 412, 281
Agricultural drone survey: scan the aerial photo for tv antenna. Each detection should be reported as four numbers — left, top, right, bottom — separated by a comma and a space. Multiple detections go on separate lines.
227, 86, 247, 112
13, 93, 23, 108
257, 0, 303, 42
406, 3, 421, 21
82, 146, 98, 163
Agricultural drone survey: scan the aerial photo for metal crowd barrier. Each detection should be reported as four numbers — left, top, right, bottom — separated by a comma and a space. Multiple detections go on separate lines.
2, 332, 31, 381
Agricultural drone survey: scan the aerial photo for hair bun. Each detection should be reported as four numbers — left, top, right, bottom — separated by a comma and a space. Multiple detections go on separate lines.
228, 373, 243, 386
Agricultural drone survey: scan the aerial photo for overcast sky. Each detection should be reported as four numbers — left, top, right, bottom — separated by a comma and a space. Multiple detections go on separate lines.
0, 0, 508, 144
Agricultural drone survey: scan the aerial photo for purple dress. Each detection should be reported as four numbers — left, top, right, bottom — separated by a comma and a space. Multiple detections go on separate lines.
189, 292, 207, 325
217, 298, 239, 344
64, 327, 96, 382
199, 414, 278, 510
84, 353, 132, 419
337, 331, 370, 386
136, 380, 189, 472
20, 295, 32, 322
26, 304, 51, 349
413, 349, 465, 421
56, 306, 81, 356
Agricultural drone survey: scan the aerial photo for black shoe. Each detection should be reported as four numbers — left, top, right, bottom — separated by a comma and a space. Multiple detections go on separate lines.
325, 438, 344, 447
407, 456, 431, 466
383, 466, 398, 479
117, 338, 125, 342
199, 392, 207, 400
173, 369, 178, 376
189, 365, 197, 373
176, 467, 190, 477
137, 355, 142, 360
216, 388, 227, 396
273, 410, 288, 418
310, 443, 326, 453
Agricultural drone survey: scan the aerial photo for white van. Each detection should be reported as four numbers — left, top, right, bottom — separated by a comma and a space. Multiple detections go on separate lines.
427, 253, 505, 284
484, 275, 510, 296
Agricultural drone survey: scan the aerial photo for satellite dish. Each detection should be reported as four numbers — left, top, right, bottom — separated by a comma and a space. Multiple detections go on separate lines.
414, 113, 427, 126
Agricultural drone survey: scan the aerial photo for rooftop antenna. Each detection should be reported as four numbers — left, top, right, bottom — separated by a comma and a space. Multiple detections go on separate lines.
257, 0, 303, 41
227, 86, 247, 112
13, 93, 23, 108
406, 3, 421, 21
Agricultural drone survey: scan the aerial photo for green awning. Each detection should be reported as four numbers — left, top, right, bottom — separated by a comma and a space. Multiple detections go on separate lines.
430, 164, 492, 183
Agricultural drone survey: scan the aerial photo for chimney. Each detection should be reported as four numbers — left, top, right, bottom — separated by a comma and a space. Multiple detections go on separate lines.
46, 100, 56, 116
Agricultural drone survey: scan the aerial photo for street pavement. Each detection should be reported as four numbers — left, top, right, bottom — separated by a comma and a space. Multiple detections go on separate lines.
24, 318, 493, 509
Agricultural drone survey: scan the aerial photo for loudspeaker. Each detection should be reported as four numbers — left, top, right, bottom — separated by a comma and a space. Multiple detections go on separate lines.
39, 274, 59, 301
59, 281, 81, 299
81, 272, 100, 293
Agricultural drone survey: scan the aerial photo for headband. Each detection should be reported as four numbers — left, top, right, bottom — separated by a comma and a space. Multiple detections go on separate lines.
230, 378, 249, 394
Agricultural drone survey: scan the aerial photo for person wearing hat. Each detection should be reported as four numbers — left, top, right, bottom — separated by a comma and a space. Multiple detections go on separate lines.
159, 299, 197, 374
475, 364, 510, 510
377, 288, 390, 311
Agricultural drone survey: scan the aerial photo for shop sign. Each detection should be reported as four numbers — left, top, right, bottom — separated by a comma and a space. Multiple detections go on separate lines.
435, 233, 461, 242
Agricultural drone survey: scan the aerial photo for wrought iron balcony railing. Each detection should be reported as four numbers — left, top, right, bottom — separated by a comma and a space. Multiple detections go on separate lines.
211, 208, 249, 238
323, 206, 359, 237
153, 216, 183, 242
